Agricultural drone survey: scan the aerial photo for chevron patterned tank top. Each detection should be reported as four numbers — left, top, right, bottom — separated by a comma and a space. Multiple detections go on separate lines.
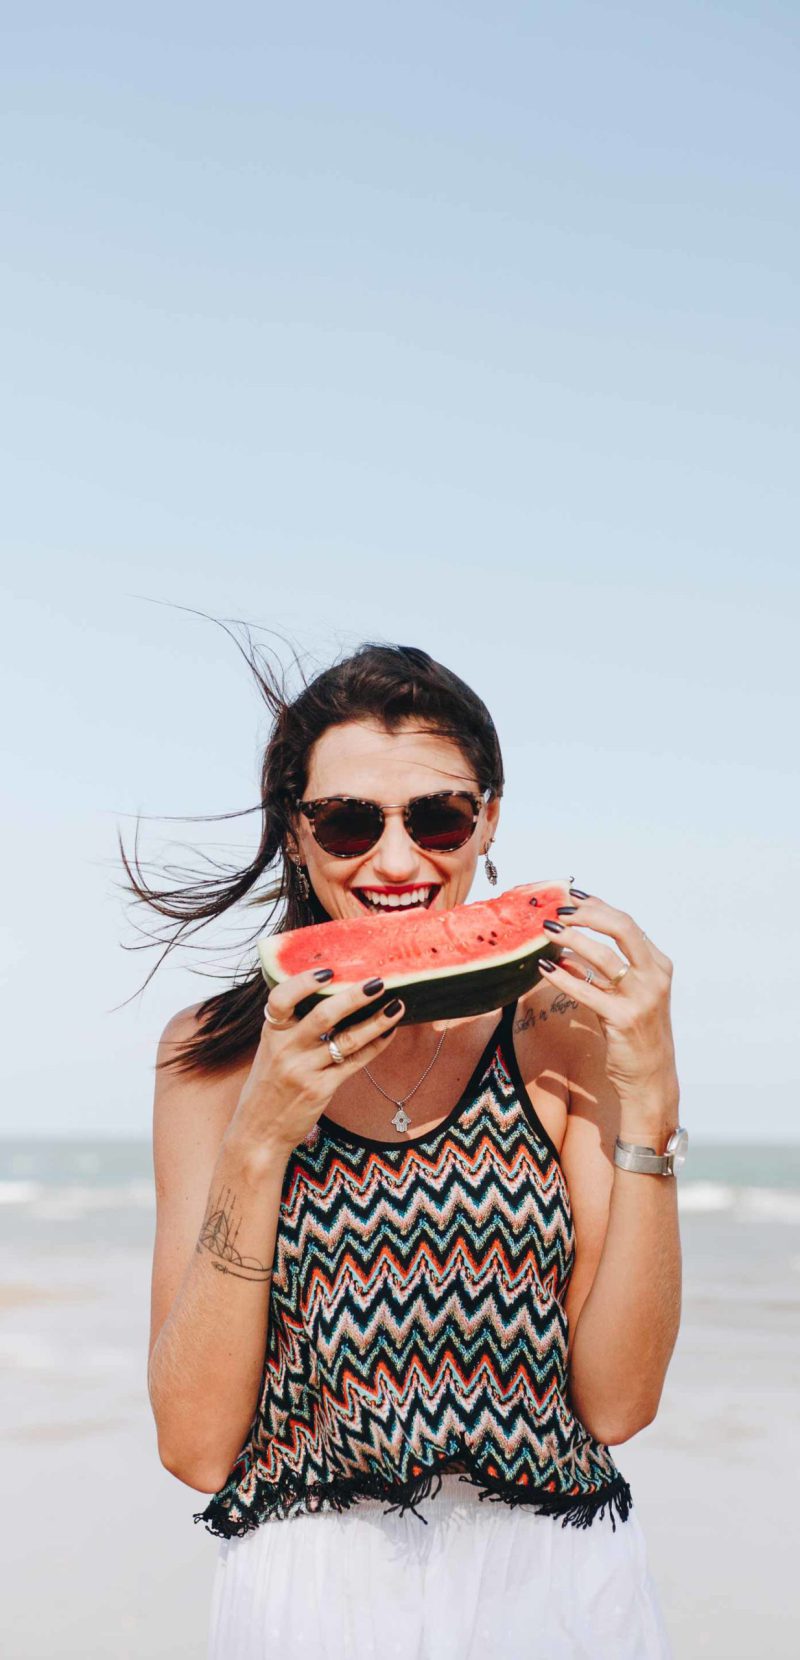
194, 1000, 633, 1540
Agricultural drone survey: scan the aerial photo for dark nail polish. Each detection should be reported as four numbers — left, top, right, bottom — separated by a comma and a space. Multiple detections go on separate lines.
556, 906, 578, 916
569, 887, 590, 899
539, 958, 557, 973
314, 968, 334, 982
382, 997, 403, 1017
363, 978, 384, 995
543, 918, 564, 933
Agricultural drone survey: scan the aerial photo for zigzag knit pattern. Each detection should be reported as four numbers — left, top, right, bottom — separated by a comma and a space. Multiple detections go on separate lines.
194, 1003, 632, 1537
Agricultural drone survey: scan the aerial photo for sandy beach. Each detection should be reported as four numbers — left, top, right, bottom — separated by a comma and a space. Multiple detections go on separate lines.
2, 1148, 799, 1659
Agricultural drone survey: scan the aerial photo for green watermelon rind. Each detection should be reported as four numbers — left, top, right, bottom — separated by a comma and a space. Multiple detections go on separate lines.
257, 879, 570, 1028
287, 940, 561, 1028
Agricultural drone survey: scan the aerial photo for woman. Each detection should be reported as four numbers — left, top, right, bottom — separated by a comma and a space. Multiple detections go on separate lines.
138, 640, 681, 1659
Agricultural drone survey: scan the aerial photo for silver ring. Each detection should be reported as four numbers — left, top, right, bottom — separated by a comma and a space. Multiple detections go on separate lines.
264, 1003, 294, 1030
610, 963, 630, 988
585, 968, 595, 984
326, 1035, 346, 1065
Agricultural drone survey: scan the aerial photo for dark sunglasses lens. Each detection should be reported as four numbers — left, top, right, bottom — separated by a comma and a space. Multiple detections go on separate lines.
312, 801, 383, 856
408, 794, 476, 850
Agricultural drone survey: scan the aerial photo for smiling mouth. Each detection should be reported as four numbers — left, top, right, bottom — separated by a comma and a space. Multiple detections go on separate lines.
353, 885, 440, 913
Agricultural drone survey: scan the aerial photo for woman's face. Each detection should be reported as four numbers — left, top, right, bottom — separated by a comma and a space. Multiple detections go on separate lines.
291, 720, 500, 923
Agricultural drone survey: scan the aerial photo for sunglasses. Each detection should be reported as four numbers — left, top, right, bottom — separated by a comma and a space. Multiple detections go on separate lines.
296, 790, 486, 859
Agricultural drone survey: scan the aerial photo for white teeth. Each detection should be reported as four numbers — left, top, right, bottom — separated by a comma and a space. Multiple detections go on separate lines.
360, 888, 432, 912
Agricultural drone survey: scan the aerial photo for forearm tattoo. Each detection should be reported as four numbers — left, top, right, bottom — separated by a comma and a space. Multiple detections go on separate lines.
196, 1186, 274, 1282
515, 991, 579, 1033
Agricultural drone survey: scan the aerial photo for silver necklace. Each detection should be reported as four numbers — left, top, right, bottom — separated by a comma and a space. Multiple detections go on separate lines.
363, 1030, 448, 1134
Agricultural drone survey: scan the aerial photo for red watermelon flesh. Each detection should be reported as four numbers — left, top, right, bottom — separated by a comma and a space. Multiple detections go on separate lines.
258, 879, 572, 1026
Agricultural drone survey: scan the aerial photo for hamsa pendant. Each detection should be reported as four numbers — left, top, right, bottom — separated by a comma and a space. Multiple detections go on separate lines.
391, 1106, 411, 1134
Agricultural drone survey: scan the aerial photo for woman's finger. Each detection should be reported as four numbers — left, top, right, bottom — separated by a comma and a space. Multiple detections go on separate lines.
264, 966, 337, 1027
300, 976, 395, 1042
316, 998, 406, 1068
322, 1018, 403, 1083
559, 895, 656, 971
547, 927, 632, 985
536, 956, 626, 1018
555, 947, 620, 990
266, 968, 397, 1033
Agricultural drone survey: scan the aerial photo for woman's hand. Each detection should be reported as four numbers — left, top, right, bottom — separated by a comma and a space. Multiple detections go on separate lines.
227, 970, 405, 1162
541, 888, 679, 1120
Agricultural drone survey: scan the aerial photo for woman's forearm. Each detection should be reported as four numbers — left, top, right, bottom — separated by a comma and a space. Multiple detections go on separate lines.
148, 1131, 290, 1493
567, 1111, 682, 1445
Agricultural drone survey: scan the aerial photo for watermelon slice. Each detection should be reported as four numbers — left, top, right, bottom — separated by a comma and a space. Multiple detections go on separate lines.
258, 879, 572, 1026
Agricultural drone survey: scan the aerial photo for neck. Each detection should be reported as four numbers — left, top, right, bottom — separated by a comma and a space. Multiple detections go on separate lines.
362, 1020, 448, 1116
379, 1022, 445, 1067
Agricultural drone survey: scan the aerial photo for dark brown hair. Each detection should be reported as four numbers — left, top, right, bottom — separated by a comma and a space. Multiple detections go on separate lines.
120, 632, 504, 1075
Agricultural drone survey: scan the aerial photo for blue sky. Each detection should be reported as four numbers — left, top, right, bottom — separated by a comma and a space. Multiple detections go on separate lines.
2, 2, 798, 1138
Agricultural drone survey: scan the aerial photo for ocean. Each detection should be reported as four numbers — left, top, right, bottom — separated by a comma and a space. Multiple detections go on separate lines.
2, 1135, 799, 1246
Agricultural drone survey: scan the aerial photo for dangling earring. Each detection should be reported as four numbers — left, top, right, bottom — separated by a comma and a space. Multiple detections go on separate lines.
293, 861, 311, 900
483, 845, 498, 886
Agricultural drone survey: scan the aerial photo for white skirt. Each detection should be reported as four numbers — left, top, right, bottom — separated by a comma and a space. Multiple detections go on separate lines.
207, 1473, 672, 1659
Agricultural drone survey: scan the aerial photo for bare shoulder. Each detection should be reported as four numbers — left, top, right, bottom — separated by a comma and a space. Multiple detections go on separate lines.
157, 1001, 207, 1061
505, 980, 585, 1157
155, 1000, 254, 1083
152, 1004, 253, 1189
514, 977, 613, 1120
512, 977, 592, 1075
510, 978, 614, 1155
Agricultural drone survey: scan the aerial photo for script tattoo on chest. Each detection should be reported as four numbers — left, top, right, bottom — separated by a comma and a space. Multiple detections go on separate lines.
514, 991, 579, 1033
196, 1185, 274, 1282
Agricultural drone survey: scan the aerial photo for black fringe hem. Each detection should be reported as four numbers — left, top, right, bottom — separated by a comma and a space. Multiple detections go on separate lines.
193, 1445, 633, 1540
